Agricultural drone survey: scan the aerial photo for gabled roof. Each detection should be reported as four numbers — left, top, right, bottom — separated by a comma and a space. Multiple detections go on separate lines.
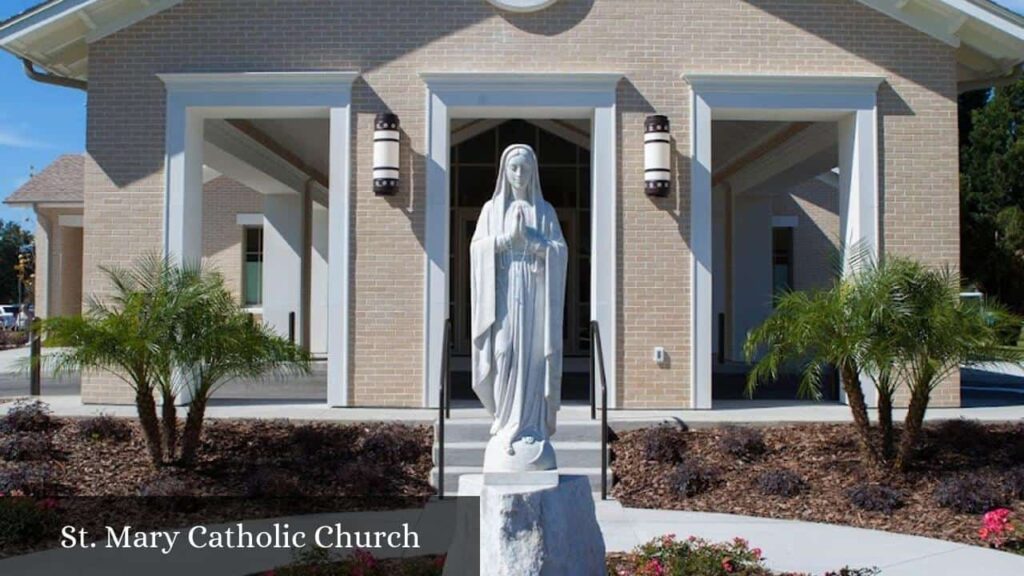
0, 0, 1022, 89
4, 154, 84, 205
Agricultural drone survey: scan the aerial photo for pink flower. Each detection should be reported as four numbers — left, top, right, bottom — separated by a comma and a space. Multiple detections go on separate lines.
642, 559, 665, 576
733, 537, 748, 548
752, 547, 763, 560
722, 557, 735, 573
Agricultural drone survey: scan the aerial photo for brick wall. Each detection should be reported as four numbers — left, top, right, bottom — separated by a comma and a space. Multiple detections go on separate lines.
82, 0, 961, 407
772, 179, 841, 293
201, 176, 263, 304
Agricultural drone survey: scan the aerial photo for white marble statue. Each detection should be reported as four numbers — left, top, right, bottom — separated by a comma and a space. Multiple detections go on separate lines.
470, 144, 568, 473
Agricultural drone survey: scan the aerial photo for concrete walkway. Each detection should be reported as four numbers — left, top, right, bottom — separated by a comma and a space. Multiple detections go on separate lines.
596, 501, 1024, 574
6, 394, 1024, 427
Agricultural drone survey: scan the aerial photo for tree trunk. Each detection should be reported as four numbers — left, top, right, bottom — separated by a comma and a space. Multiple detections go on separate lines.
897, 388, 931, 472
180, 396, 207, 468
878, 389, 894, 464
160, 389, 178, 461
841, 363, 878, 465
135, 388, 164, 466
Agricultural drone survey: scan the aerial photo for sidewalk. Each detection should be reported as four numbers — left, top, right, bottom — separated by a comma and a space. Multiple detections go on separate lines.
5, 394, 1024, 427
597, 501, 1024, 575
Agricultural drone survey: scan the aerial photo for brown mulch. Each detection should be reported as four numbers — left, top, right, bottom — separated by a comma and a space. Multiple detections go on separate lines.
0, 417, 434, 557
612, 422, 1024, 545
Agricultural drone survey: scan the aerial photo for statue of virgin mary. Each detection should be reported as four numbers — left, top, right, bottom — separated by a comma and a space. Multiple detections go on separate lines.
470, 144, 568, 473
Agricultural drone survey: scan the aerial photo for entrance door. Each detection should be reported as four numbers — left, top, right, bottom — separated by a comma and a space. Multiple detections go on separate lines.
448, 119, 591, 401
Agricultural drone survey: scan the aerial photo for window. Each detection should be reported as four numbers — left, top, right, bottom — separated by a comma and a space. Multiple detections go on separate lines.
243, 227, 264, 307
772, 227, 794, 299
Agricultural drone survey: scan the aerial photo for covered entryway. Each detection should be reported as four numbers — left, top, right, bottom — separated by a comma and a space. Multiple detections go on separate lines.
448, 119, 593, 402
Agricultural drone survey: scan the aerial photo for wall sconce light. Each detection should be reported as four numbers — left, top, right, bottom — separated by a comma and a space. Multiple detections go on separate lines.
645, 115, 671, 197
374, 113, 400, 196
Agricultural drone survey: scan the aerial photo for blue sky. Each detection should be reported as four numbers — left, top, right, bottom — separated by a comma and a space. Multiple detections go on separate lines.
0, 0, 1022, 228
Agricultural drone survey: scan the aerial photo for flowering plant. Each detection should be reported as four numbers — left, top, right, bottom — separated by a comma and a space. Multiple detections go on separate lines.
978, 508, 1017, 549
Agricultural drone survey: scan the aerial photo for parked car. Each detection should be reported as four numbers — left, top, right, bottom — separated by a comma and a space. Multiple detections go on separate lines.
0, 306, 16, 330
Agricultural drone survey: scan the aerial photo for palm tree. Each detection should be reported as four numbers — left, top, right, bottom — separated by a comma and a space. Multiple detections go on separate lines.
891, 263, 1023, 471
174, 275, 309, 466
42, 256, 207, 466
744, 282, 880, 464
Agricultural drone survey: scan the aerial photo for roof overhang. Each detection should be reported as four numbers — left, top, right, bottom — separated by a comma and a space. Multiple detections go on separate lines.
0, 0, 182, 82
858, 0, 1024, 88
0, 0, 1022, 90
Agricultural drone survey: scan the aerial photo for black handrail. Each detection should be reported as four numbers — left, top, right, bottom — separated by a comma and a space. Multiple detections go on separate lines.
438, 319, 451, 499
590, 321, 609, 500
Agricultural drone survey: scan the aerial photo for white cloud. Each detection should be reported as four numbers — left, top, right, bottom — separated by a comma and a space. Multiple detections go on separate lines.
0, 126, 51, 150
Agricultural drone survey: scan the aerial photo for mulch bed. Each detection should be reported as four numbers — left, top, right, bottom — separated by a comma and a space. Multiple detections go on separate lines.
612, 421, 1024, 546
0, 416, 434, 557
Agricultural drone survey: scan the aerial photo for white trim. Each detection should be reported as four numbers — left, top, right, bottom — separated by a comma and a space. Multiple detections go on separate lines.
688, 73, 881, 410
85, 0, 184, 43
236, 213, 264, 227
58, 214, 84, 228
772, 216, 800, 228
160, 71, 357, 407
421, 72, 621, 409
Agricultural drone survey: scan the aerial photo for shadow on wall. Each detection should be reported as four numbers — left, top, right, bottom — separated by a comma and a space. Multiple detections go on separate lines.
497, 0, 596, 35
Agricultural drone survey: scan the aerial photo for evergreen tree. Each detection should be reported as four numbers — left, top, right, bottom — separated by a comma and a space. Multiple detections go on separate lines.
960, 79, 1024, 310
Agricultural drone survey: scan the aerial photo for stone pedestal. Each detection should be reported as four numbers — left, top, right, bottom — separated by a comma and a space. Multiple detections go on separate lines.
455, 474, 605, 576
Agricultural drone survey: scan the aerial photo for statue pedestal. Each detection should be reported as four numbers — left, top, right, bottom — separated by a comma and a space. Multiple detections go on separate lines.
455, 474, 605, 576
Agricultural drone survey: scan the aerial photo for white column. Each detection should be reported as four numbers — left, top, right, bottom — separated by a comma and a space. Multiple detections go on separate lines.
262, 193, 305, 343
838, 109, 880, 273
165, 103, 204, 264
730, 194, 773, 360
309, 203, 329, 357
592, 103, 617, 408
838, 108, 880, 408
424, 92, 451, 408
327, 105, 352, 407
690, 92, 713, 409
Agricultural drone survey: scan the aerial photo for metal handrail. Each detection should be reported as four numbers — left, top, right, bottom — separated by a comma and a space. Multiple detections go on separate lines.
590, 320, 609, 500
438, 319, 451, 499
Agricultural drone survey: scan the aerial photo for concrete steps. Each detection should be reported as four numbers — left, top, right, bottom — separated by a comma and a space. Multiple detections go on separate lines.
431, 418, 613, 496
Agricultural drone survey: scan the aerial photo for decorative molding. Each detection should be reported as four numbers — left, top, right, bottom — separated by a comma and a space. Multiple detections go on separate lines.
236, 213, 264, 227
58, 214, 84, 227
772, 216, 800, 228
486, 0, 561, 12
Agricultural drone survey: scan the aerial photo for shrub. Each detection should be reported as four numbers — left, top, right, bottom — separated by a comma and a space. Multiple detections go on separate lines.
0, 466, 57, 497
138, 474, 193, 498
1004, 466, 1024, 500
718, 426, 767, 462
641, 424, 687, 464
934, 473, 1007, 514
755, 469, 807, 498
360, 424, 425, 465
934, 418, 989, 452
612, 535, 771, 575
245, 467, 303, 498
291, 424, 358, 461
847, 484, 905, 514
0, 434, 53, 462
667, 458, 719, 498
77, 415, 132, 443
0, 494, 59, 548
1, 400, 54, 434
0, 330, 28, 349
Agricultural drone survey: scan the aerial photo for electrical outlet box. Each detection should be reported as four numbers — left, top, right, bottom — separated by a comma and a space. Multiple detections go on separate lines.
653, 347, 666, 365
